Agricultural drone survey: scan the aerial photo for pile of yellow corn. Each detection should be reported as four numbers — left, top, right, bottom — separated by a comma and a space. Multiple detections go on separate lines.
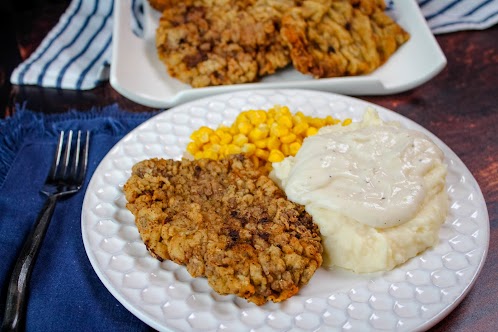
186, 105, 351, 169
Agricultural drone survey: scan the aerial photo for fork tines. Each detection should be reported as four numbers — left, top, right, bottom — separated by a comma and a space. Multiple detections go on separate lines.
49, 130, 90, 184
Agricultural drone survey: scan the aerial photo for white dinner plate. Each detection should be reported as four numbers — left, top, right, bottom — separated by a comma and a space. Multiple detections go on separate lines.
110, 0, 447, 108
81, 89, 488, 332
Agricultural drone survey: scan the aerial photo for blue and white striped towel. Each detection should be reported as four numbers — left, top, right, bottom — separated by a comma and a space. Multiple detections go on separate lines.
10, 0, 498, 91
11, 0, 113, 90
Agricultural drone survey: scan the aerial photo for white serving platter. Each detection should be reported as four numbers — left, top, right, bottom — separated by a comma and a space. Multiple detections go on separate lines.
110, 0, 446, 108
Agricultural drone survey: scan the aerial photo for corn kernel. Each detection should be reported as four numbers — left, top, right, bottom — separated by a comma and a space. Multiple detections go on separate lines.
247, 110, 267, 125
281, 143, 290, 156
270, 124, 289, 137
194, 151, 204, 159
277, 116, 293, 128
255, 138, 268, 149
239, 111, 249, 117
237, 121, 253, 135
275, 105, 291, 116
280, 133, 297, 144
266, 136, 280, 150
227, 144, 242, 155
342, 118, 352, 126
255, 148, 269, 160
268, 149, 285, 162
289, 142, 301, 156
203, 143, 212, 151
257, 110, 267, 120
248, 124, 269, 142
186, 142, 199, 154
293, 112, 305, 125
232, 134, 249, 146
293, 122, 309, 136
306, 127, 318, 136
219, 132, 232, 144
215, 125, 229, 134
191, 127, 211, 144
309, 118, 326, 128
326, 115, 340, 125
219, 145, 228, 157
210, 144, 221, 153
204, 150, 218, 160
241, 143, 256, 156
209, 134, 221, 144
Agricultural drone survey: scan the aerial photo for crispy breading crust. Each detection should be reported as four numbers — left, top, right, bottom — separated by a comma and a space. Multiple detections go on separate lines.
123, 155, 323, 305
155, 0, 294, 87
152, 0, 410, 85
280, 0, 410, 78
147, 0, 172, 12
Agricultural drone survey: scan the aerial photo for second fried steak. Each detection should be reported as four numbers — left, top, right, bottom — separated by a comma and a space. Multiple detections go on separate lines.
280, 0, 410, 77
124, 155, 323, 305
156, 0, 294, 87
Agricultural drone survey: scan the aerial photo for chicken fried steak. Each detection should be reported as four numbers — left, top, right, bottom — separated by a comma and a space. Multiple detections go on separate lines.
123, 155, 323, 305
280, 0, 410, 78
155, 0, 294, 87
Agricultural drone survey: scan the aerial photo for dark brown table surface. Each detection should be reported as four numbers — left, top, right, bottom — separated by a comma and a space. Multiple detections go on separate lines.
1, 1, 497, 331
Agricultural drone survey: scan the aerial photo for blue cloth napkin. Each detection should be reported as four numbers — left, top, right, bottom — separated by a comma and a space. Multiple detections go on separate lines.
0, 105, 159, 331
10, 0, 498, 90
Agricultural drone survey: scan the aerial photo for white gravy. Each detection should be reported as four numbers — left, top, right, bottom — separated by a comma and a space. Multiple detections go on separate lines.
273, 122, 445, 228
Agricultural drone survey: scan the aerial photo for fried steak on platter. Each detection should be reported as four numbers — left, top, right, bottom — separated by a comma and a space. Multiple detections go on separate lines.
123, 155, 323, 305
155, 0, 295, 87
280, 0, 410, 78
150, 0, 409, 85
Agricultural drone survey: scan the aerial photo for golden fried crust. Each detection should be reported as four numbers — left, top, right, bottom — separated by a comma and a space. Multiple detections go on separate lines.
280, 0, 410, 78
123, 155, 323, 305
155, 0, 294, 87
147, 0, 172, 12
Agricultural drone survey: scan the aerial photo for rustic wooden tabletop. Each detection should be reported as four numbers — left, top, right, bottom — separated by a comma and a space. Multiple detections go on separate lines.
1, 1, 497, 331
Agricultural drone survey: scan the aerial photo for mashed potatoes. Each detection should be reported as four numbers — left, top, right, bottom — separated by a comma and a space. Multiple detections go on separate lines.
271, 109, 448, 273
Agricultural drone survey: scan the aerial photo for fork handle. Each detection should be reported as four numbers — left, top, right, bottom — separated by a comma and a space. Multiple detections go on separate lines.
1, 195, 58, 332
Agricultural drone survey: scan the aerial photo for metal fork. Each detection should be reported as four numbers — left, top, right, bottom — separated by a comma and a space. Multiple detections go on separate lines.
1, 130, 90, 332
